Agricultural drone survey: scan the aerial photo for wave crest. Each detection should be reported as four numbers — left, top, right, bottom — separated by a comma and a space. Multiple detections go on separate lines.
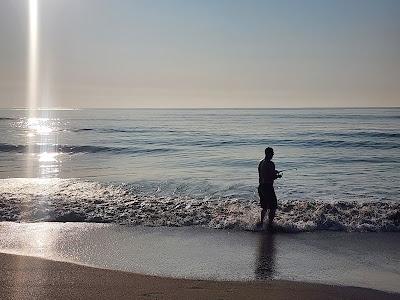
0, 179, 398, 232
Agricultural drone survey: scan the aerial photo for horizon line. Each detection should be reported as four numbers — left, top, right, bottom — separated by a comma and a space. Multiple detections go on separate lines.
1, 106, 399, 110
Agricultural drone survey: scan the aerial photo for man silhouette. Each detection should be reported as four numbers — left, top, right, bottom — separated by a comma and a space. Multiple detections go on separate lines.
257, 147, 281, 231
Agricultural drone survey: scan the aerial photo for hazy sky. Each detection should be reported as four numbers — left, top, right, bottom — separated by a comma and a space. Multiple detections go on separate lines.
0, 0, 399, 108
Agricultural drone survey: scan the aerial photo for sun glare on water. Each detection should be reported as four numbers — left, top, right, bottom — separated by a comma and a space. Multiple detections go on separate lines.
27, 117, 53, 135
38, 152, 59, 162
26, 116, 61, 178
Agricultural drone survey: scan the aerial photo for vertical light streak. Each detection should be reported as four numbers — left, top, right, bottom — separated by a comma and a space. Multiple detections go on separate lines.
27, 0, 39, 178
28, 0, 38, 117
26, 1, 60, 179
23, 5, 56, 284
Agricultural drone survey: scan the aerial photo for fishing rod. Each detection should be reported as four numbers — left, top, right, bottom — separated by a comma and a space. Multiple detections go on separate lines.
277, 168, 297, 173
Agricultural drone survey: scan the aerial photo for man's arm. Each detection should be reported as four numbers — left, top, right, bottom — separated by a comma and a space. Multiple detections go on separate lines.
272, 162, 282, 179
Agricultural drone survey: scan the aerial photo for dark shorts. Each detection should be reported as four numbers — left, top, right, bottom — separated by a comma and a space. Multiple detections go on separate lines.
258, 184, 277, 210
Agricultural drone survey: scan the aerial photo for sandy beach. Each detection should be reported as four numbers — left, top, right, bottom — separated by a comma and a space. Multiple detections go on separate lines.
1, 252, 399, 300
0, 222, 399, 300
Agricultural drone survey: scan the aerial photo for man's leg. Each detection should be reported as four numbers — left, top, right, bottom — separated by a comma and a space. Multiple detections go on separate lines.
267, 187, 277, 231
260, 209, 267, 224
257, 185, 266, 226
267, 209, 276, 229
256, 209, 267, 227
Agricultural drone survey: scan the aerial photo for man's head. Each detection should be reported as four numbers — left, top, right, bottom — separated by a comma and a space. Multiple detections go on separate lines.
265, 147, 274, 160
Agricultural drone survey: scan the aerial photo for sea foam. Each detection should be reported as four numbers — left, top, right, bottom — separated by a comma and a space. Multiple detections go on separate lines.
0, 178, 398, 232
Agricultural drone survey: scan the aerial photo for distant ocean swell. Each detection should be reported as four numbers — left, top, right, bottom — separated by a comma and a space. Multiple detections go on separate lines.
0, 179, 398, 233
0, 143, 176, 155
71, 127, 400, 139
0, 135, 398, 155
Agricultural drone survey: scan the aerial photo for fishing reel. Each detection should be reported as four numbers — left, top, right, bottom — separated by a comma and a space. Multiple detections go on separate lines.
276, 168, 297, 178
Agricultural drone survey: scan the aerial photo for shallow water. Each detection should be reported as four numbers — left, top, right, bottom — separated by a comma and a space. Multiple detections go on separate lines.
0, 108, 399, 231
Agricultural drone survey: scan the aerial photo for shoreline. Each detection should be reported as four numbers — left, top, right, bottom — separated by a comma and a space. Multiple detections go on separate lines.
1, 222, 399, 294
1, 252, 398, 300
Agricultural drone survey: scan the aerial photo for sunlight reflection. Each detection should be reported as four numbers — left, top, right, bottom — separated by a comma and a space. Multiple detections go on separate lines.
38, 151, 58, 162
33, 227, 49, 254
39, 163, 60, 177
27, 117, 53, 135
25, 115, 62, 178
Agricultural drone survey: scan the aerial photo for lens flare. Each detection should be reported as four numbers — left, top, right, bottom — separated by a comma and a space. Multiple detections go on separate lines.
28, 0, 39, 116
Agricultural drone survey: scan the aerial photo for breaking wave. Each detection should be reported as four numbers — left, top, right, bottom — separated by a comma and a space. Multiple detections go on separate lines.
0, 179, 398, 233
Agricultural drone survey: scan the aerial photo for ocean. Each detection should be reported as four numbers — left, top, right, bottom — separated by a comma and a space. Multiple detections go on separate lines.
0, 108, 399, 232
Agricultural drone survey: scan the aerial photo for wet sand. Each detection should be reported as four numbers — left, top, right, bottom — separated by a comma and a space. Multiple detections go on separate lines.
1, 252, 399, 300
1, 222, 399, 293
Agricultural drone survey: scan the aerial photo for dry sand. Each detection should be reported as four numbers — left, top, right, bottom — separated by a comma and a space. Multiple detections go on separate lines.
0, 253, 398, 300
